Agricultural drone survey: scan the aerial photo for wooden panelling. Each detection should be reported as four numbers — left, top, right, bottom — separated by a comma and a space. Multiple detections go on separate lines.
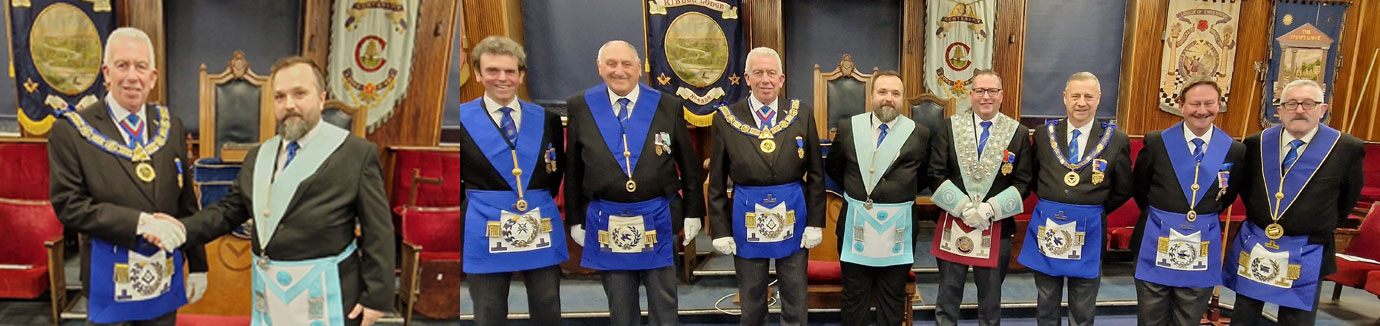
300, 0, 331, 70
455, 0, 526, 113
1332, 0, 1380, 141
743, 0, 784, 96
366, 0, 460, 147
993, 0, 1027, 118
116, 0, 166, 105
901, 0, 925, 100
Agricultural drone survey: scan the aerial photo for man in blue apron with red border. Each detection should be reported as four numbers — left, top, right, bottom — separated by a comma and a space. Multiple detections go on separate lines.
928, 69, 1033, 326
1223, 79, 1365, 326
49, 27, 208, 326
707, 47, 826, 326
1018, 72, 1133, 326
564, 40, 705, 326
1129, 76, 1246, 326
823, 70, 930, 326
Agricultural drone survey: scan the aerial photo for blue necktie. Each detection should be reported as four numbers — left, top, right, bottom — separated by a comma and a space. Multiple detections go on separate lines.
1068, 129, 1082, 162
876, 124, 889, 148
1282, 139, 1304, 173
1191, 138, 1205, 162
122, 114, 144, 146
758, 106, 774, 128
616, 98, 631, 126
498, 106, 517, 143
283, 141, 300, 168
977, 121, 992, 157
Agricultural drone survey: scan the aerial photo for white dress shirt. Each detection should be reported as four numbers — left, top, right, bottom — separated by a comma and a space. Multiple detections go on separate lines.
275, 118, 324, 180
972, 112, 996, 157
1279, 126, 1318, 166
871, 113, 893, 147
104, 94, 147, 145
608, 87, 641, 118
1183, 125, 1214, 157
748, 94, 779, 129
1067, 119, 1094, 158
484, 94, 522, 131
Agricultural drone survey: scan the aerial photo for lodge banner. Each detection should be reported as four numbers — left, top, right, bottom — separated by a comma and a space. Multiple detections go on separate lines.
1158, 0, 1241, 116
1260, 1, 1347, 127
9, 0, 114, 135
924, 0, 997, 111
645, 0, 746, 127
327, 0, 419, 133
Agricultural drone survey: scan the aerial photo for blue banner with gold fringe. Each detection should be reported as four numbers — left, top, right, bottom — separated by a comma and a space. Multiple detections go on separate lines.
644, 0, 746, 127
8, 0, 115, 135
1260, 0, 1347, 127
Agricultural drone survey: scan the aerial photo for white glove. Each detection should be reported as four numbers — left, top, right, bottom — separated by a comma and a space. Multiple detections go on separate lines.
712, 237, 737, 255
962, 207, 990, 231
802, 226, 823, 249
683, 218, 702, 246
977, 202, 996, 220
959, 201, 977, 222
570, 224, 586, 247
950, 196, 975, 217
186, 272, 208, 303
138, 213, 186, 251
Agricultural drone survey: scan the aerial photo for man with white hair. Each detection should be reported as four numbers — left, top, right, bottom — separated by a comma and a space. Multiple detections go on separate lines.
564, 40, 704, 326
1223, 79, 1365, 326
48, 27, 208, 325
1017, 72, 1132, 326
707, 46, 826, 326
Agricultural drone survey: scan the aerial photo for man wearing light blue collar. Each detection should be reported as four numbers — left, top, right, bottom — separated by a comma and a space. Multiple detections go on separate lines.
1224, 79, 1364, 326
49, 27, 207, 326
1130, 76, 1246, 326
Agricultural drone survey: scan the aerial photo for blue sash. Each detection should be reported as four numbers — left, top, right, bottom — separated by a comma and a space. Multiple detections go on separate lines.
580, 197, 674, 270
251, 242, 355, 325
839, 196, 914, 267
462, 189, 567, 273
732, 182, 807, 259
87, 238, 186, 323
584, 84, 660, 178
458, 98, 547, 193
1017, 199, 1103, 279
1222, 221, 1323, 310
1260, 125, 1340, 222
1135, 207, 1222, 287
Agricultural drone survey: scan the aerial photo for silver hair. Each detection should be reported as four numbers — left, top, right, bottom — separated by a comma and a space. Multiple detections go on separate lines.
596, 40, 641, 64
1281, 79, 1325, 102
745, 47, 783, 72
104, 27, 156, 67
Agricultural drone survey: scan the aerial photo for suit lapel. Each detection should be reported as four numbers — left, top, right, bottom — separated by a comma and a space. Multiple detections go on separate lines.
91, 104, 157, 205
733, 101, 777, 166
1055, 120, 1070, 157
1084, 122, 1105, 161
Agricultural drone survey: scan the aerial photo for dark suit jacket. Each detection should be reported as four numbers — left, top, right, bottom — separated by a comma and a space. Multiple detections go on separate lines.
824, 114, 931, 248
1237, 129, 1365, 276
707, 98, 827, 239
927, 115, 1034, 238
48, 101, 208, 295
453, 102, 565, 208
1031, 119, 1133, 210
564, 88, 704, 232
182, 130, 395, 312
1129, 129, 1247, 253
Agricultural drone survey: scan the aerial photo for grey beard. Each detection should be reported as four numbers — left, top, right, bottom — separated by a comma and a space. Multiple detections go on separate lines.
279, 117, 311, 141
875, 106, 899, 123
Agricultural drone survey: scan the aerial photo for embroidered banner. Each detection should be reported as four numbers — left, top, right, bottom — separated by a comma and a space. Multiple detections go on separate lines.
924, 0, 997, 111
644, 0, 747, 127
1157, 0, 1242, 116
8, 0, 115, 135
1260, 1, 1347, 127
327, 0, 419, 133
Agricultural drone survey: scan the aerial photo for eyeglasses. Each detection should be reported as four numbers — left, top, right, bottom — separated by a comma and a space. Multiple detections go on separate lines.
972, 88, 1002, 96
1280, 100, 1321, 110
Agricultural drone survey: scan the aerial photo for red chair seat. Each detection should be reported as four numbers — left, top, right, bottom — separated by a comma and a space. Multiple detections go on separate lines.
176, 314, 252, 326
806, 260, 915, 284
1366, 270, 1380, 296
1327, 260, 1380, 288
0, 267, 49, 299
1359, 186, 1380, 203
420, 251, 462, 261
398, 206, 464, 253
1108, 227, 1135, 250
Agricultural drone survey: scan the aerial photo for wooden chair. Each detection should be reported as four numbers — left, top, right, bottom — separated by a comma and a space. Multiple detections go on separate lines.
322, 99, 369, 137
812, 54, 874, 139
197, 50, 273, 163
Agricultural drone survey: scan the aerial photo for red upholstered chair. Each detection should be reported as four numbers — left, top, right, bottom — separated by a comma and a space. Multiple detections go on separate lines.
1356, 143, 1380, 212
1106, 136, 1144, 250
389, 155, 462, 325
0, 140, 50, 200
0, 197, 68, 325
1325, 202, 1380, 301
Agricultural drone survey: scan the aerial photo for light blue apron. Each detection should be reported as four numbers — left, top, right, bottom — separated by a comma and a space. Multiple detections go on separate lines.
252, 242, 356, 326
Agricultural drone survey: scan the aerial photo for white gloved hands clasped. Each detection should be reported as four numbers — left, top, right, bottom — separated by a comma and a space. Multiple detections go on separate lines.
138, 213, 186, 251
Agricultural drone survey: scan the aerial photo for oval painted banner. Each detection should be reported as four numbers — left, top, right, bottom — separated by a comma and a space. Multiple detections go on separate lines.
30, 3, 102, 96
664, 12, 728, 88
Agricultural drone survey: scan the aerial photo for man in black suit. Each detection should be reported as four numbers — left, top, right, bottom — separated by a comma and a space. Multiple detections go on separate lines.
1222, 79, 1365, 326
928, 69, 1033, 326
707, 47, 826, 326
824, 70, 930, 326
1130, 76, 1247, 326
1017, 72, 1133, 326
48, 27, 207, 326
155, 56, 395, 326
564, 40, 704, 326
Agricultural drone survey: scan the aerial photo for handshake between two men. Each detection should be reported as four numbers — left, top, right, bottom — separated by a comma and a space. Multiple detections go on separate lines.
138, 213, 188, 251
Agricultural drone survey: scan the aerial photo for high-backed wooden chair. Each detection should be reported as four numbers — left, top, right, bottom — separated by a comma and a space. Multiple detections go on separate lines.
813, 54, 874, 140
322, 99, 369, 137
198, 50, 273, 163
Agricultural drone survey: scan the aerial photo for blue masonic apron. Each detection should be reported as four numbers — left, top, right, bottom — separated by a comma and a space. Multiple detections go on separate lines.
247, 123, 354, 326
1135, 124, 1232, 288
839, 114, 915, 267
577, 85, 676, 271
1222, 125, 1339, 311
1017, 199, 1104, 279
459, 99, 568, 274
81, 105, 188, 324
733, 182, 807, 259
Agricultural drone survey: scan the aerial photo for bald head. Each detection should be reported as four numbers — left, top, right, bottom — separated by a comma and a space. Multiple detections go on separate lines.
597, 40, 643, 96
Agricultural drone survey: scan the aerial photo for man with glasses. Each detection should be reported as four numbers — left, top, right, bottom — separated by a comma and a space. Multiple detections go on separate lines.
1018, 72, 1133, 326
1129, 76, 1246, 326
1222, 79, 1364, 326
928, 69, 1033, 326
708, 46, 826, 326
